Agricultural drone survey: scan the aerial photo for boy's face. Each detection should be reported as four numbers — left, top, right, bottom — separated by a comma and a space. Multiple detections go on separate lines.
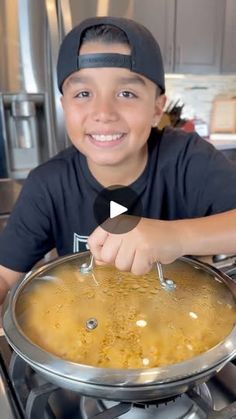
61, 41, 166, 170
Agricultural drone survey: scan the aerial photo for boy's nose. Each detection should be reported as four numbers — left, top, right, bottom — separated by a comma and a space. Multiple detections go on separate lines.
91, 97, 118, 123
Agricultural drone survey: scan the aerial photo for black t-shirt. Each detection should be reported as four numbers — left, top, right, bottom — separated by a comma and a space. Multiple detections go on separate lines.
1, 127, 236, 272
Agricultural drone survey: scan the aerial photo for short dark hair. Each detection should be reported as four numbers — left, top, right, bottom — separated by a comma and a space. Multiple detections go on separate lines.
81, 24, 129, 46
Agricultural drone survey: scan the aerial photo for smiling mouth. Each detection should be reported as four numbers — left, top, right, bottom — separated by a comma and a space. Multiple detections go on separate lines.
89, 133, 124, 142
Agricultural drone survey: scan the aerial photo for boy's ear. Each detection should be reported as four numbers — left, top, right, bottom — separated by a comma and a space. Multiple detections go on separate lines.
155, 94, 167, 115
152, 94, 167, 127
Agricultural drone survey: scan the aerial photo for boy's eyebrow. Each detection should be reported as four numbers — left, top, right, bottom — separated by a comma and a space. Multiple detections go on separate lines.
66, 74, 147, 86
67, 75, 91, 85
117, 75, 146, 86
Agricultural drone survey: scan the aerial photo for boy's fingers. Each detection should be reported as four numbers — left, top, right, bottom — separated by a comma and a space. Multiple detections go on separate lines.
114, 242, 135, 272
132, 249, 153, 275
99, 234, 122, 264
94, 259, 106, 266
88, 226, 109, 261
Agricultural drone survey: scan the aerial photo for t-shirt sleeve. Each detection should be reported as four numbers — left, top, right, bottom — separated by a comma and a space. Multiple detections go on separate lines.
180, 133, 236, 217
0, 170, 55, 272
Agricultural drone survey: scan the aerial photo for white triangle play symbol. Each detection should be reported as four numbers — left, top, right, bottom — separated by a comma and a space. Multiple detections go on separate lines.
110, 200, 128, 219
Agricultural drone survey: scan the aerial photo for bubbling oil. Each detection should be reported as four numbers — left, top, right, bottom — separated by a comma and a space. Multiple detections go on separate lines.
16, 260, 236, 369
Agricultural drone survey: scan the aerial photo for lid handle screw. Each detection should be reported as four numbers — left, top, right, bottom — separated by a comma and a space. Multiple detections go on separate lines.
86, 318, 98, 331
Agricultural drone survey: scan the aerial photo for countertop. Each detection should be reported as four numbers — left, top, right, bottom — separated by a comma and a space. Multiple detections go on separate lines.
208, 140, 236, 150
0, 179, 23, 215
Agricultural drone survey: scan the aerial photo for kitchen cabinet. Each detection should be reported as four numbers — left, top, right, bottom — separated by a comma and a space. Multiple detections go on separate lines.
134, 0, 234, 75
174, 0, 225, 74
132, 0, 175, 73
221, 0, 236, 73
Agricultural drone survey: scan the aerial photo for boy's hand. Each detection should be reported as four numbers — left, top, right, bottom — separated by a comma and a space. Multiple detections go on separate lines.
88, 217, 183, 275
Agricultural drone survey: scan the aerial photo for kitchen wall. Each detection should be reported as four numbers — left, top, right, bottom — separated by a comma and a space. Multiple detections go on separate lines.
165, 74, 236, 130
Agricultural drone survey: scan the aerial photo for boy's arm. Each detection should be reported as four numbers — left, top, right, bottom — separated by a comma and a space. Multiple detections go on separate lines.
0, 265, 23, 304
88, 209, 236, 275
173, 209, 236, 257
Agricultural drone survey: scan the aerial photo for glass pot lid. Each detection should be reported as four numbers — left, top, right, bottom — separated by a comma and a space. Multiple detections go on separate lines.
15, 253, 236, 370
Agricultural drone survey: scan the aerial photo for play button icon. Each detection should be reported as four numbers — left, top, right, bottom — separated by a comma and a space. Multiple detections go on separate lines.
93, 185, 143, 234
110, 201, 128, 218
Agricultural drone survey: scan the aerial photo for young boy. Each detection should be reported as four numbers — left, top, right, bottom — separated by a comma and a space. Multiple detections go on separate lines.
0, 16, 236, 303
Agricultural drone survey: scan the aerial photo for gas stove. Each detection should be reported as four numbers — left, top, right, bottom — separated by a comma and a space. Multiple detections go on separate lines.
1, 256, 236, 419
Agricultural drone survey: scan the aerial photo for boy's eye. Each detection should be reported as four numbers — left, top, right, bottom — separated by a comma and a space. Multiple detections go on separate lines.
74, 91, 90, 98
118, 91, 137, 98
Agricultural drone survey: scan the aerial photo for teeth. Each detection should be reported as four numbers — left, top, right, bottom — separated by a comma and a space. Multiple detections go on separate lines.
91, 134, 122, 142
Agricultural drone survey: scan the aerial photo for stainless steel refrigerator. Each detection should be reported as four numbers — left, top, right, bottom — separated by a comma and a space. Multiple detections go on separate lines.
0, 0, 165, 179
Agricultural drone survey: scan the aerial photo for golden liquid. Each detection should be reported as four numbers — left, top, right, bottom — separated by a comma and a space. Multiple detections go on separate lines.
16, 261, 236, 369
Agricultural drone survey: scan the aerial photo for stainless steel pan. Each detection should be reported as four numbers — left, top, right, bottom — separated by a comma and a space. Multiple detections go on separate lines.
3, 254, 236, 401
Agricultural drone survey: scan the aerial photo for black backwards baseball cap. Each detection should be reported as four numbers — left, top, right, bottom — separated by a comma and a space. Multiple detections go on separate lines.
57, 16, 165, 94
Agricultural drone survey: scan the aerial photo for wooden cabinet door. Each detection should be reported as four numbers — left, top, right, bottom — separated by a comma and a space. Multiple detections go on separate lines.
175, 0, 225, 74
132, 0, 175, 73
221, 0, 236, 73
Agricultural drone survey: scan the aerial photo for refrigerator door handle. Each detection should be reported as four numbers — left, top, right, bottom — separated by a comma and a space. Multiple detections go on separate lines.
58, 0, 73, 37
45, 0, 68, 153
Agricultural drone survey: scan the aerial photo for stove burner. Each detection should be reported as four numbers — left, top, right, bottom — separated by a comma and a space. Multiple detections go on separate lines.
133, 395, 181, 408
80, 385, 213, 419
